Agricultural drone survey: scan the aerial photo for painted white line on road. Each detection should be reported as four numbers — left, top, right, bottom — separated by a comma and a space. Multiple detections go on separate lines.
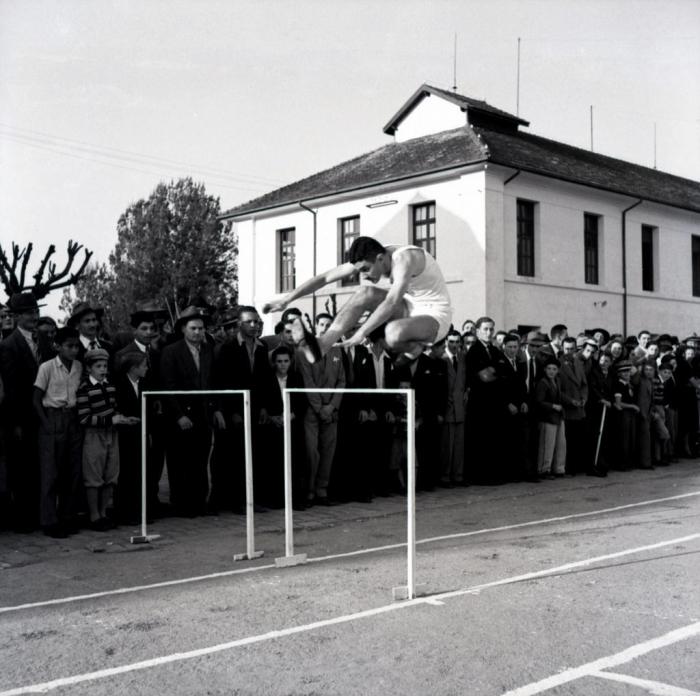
591, 671, 700, 696
1, 533, 698, 696
500, 622, 700, 696
1, 490, 698, 615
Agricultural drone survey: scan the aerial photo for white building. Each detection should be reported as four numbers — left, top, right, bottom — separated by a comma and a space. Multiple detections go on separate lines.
222, 84, 700, 338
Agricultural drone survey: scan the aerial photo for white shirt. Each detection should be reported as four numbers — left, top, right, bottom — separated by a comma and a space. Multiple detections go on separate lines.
80, 335, 101, 351
371, 350, 389, 389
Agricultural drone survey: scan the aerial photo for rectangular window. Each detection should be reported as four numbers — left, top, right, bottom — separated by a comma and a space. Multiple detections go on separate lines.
412, 202, 436, 257
278, 227, 295, 293
584, 213, 599, 285
641, 225, 655, 292
338, 215, 360, 286
517, 199, 535, 277
693, 235, 700, 297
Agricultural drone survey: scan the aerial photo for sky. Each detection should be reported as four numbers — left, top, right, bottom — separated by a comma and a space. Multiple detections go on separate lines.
1, 0, 699, 316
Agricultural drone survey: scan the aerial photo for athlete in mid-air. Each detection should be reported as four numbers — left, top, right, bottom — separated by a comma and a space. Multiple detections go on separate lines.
262, 236, 453, 364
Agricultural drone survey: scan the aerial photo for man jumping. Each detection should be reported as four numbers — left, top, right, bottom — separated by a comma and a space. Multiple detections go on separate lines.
262, 236, 453, 365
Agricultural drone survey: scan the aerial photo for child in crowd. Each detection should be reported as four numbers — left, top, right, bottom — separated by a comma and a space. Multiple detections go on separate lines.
535, 356, 566, 479
611, 361, 640, 470
77, 348, 133, 531
33, 327, 84, 538
114, 351, 148, 524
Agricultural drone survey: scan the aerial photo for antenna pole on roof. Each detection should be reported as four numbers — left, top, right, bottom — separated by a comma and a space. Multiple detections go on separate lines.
516, 37, 521, 116
452, 34, 457, 91
590, 105, 594, 152
654, 122, 657, 169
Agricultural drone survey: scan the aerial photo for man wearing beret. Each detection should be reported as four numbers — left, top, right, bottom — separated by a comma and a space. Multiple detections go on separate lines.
0, 293, 52, 531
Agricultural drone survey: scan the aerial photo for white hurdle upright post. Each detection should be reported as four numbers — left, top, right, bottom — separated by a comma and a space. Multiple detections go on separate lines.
234, 390, 264, 561
275, 388, 307, 567
275, 387, 417, 598
130, 392, 160, 544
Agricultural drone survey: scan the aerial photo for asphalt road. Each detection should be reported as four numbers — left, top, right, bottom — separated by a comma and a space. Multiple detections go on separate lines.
1, 461, 699, 695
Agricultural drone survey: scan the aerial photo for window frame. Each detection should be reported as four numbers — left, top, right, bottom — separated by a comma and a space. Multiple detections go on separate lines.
411, 202, 436, 258
584, 212, 600, 285
641, 224, 655, 292
338, 215, 360, 287
516, 199, 536, 277
277, 227, 296, 293
692, 235, 700, 298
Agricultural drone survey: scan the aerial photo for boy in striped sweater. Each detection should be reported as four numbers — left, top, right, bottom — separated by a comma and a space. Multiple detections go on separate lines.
77, 349, 134, 531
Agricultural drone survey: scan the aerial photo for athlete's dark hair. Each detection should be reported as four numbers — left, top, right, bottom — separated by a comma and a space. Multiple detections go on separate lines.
346, 236, 386, 264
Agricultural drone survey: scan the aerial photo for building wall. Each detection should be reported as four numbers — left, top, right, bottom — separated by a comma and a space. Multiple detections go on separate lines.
488, 168, 700, 336
393, 95, 466, 143
235, 168, 700, 338
234, 171, 487, 334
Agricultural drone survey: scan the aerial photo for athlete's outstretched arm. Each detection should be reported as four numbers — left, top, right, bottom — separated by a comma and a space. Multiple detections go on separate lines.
262, 262, 357, 313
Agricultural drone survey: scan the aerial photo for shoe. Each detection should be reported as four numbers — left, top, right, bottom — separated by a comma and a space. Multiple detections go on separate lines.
586, 469, 607, 478
43, 524, 69, 539
314, 496, 339, 507
89, 517, 111, 532
292, 502, 307, 511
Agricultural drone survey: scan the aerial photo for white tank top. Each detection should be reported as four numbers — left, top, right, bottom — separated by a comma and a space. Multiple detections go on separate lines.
388, 245, 450, 306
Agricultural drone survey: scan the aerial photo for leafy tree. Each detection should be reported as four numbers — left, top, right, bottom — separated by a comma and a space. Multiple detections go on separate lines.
63, 178, 236, 330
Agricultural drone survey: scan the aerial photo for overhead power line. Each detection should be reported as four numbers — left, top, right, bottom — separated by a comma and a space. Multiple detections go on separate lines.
0, 122, 288, 188
0, 132, 272, 193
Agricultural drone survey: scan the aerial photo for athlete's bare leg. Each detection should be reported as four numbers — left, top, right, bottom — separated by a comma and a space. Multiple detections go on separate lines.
384, 316, 440, 362
291, 285, 403, 362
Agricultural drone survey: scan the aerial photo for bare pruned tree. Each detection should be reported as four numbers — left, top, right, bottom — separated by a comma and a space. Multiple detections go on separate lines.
0, 240, 93, 301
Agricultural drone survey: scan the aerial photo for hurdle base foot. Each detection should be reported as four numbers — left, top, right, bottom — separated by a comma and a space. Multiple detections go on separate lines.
233, 550, 265, 562
275, 553, 307, 567
129, 534, 161, 545
392, 585, 415, 601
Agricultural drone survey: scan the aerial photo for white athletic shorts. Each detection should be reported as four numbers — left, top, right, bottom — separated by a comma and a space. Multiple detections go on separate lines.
403, 298, 453, 344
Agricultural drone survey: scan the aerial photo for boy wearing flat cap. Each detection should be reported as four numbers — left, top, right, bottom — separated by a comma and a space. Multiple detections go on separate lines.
77, 348, 134, 531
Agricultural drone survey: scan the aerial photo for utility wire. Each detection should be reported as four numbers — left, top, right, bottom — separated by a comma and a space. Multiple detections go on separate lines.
0, 132, 270, 193
0, 122, 287, 186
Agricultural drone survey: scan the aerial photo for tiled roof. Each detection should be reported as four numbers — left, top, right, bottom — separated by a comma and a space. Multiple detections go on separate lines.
476, 126, 700, 213
222, 121, 700, 219
382, 83, 529, 135
222, 127, 487, 218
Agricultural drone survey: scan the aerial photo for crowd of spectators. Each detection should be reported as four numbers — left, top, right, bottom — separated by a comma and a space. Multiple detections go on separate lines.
1, 292, 698, 539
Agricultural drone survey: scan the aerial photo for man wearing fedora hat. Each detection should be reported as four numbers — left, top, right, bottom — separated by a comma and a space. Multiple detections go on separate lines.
0, 292, 51, 531
68, 302, 113, 366
160, 306, 225, 517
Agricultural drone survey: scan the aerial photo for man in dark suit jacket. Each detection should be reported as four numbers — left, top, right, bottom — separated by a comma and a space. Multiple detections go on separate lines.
440, 330, 467, 486
67, 302, 114, 366
115, 309, 167, 513
395, 345, 446, 491
499, 333, 535, 482
465, 316, 508, 484
535, 324, 568, 375
0, 293, 51, 530
213, 305, 272, 511
160, 307, 224, 517
559, 336, 589, 475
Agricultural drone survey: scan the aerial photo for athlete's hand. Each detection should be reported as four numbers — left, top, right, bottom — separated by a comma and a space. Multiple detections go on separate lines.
262, 298, 288, 314
337, 333, 365, 349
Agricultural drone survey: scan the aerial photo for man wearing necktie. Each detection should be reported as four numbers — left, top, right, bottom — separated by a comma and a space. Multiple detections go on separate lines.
0, 293, 50, 531
465, 317, 506, 485
440, 330, 467, 486
68, 302, 114, 368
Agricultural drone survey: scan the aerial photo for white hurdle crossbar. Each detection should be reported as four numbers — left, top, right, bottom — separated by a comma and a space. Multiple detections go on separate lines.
132, 389, 263, 562
277, 387, 416, 601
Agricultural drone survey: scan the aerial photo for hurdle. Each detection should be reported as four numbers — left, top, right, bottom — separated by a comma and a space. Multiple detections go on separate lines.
131, 389, 264, 562
276, 387, 417, 601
